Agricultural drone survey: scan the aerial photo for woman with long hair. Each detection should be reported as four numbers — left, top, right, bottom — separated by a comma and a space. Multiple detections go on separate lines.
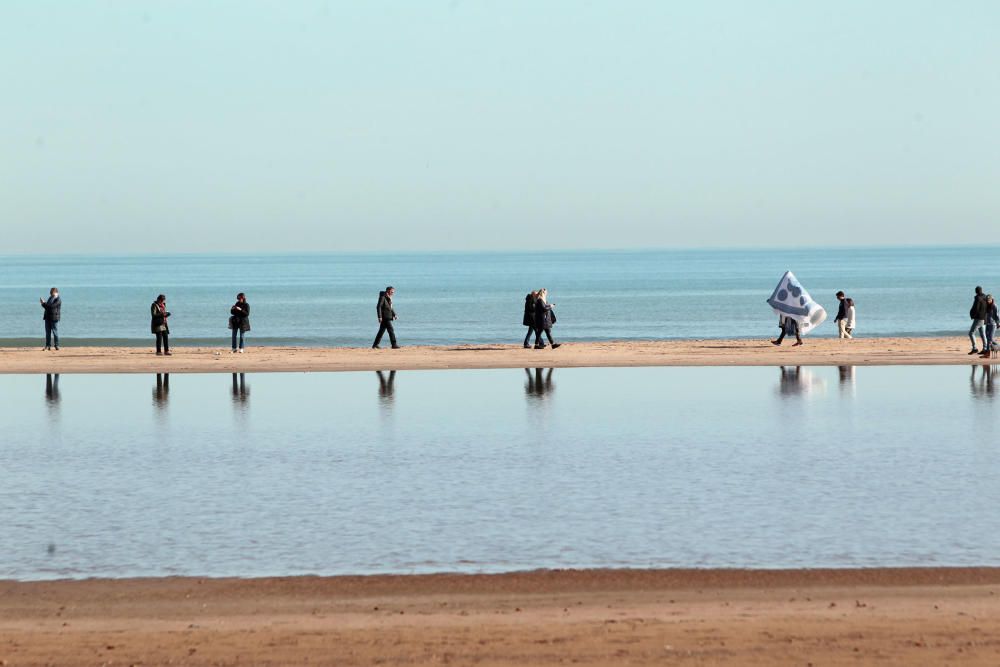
533, 289, 561, 350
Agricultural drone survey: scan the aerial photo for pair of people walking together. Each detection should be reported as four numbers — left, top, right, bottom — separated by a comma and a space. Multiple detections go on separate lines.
522, 289, 560, 349
969, 286, 999, 357
834, 291, 856, 339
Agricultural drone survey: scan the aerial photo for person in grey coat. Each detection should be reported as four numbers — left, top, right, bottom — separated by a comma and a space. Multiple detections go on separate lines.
39, 287, 61, 351
372, 286, 399, 349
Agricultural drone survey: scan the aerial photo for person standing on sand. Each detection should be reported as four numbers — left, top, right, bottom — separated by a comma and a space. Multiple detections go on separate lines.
981, 294, 999, 358
372, 286, 399, 349
845, 298, 856, 338
229, 293, 251, 353
532, 289, 561, 350
969, 286, 989, 355
771, 314, 803, 346
522, 291, 538, 349
834, 291, 851, 339
151, 294, 171, 356
39, 287, 61, 351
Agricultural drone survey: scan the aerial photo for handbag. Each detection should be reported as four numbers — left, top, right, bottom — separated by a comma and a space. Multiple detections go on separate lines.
228, 315, 236, 329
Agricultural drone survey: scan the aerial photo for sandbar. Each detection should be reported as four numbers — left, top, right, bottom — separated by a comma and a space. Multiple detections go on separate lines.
0, 337, 995, 374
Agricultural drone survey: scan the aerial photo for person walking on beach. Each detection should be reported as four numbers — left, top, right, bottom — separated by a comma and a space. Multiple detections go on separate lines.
981, 294, 999, 358
845, 298, 856, 338
39, 287, 61, 351
372, 286, 399, 349
771, 314, 803, 346
532, 289, 561, 350
834, 291, 851, 339
969, 286, 989, 355
523, 291, 538, 348
229, 292, 251, 353
151, 294, 171, 356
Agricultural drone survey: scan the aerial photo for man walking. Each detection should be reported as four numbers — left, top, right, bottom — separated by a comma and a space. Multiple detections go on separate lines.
40, 287, 61, 351
834, 291, 851, 339
372, 286, 400, 349
969, 286, 989, 355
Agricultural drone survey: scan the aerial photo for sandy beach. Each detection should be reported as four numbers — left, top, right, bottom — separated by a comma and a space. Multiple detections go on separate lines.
0, 337, 994, 374
2, 568, 999, 666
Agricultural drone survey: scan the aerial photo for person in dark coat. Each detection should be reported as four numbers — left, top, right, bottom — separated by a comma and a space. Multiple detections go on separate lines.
229, 292, 251, 353
151, 294, 171, 356
532, 288, 561, 349
969, 286, 989, 354
981, 294, 999, 358
834, 291, 851, 339
39, 287, 61, 351
372, 286, 399, 349
522, 291, 538, 348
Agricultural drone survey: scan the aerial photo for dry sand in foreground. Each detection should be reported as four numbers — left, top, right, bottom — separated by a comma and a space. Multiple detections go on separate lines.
3, 568, 1000, 666
0, 336, 995, 374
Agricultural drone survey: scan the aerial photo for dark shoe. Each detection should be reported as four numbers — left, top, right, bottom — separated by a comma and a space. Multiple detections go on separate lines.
535, 344, 546, 349
164, 352, 173, 356
523, 344, 531, 349
54, 346, 59, 351
551, 343, 561, 349
792, 342, 803, 347
372, 345, 381, 349
156, 351, 163, 356
969, 349, 979, 355
770, 340, 781, 346
391, 345, 400, 349
43, 346, 50, 351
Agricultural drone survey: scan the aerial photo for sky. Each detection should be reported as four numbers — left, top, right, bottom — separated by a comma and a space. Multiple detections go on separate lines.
2, 1, 999, 254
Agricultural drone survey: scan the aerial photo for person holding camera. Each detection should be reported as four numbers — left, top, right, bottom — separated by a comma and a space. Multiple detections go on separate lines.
39, 287, 61, 351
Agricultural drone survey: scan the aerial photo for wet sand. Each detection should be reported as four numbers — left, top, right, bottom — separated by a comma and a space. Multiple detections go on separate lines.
3, 568, 1000, 666
0, 336, 994, 373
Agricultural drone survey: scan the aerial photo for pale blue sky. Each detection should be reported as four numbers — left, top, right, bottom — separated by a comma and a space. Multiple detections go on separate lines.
2, 1, 998, 253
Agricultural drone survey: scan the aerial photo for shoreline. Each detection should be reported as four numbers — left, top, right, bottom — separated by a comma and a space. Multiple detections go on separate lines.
5, 567, 1000, 665
0, 336, 995, 374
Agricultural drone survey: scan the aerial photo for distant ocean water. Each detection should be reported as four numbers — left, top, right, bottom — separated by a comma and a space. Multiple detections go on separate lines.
0, 247, 996, 347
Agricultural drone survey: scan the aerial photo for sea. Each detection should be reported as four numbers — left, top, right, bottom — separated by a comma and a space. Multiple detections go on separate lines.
0, 246, 996, 346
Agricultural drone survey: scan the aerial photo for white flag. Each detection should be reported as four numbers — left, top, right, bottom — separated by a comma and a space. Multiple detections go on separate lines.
766, 271, 827, 335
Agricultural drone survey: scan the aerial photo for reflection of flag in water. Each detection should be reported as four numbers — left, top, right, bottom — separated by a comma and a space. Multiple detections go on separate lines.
767, 271, 827, 335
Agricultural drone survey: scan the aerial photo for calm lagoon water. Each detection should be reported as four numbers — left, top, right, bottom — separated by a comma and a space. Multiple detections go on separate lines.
2, 365, 999, 580
1, 246, 998, 345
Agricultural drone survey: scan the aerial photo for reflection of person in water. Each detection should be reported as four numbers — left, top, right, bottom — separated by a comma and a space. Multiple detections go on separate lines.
970, 364, 997, 399
231, 373, 249, 403
376, 370, 396, 403
524, 368, 554, 399
45, 374, 60, 406
153, 373, 170, 407
778, 366, 803, 395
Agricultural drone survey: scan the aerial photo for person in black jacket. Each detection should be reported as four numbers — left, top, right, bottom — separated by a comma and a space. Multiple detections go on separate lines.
981, 294, 999, 359
969, 286, 989, 354
834, 291, 850, 339
39, 287, 61, 351
532, 289, 561, 350
229, 292, 251, 353
522, 291, 538, 348
151, 294, 171, 356
372, 286, 399, 349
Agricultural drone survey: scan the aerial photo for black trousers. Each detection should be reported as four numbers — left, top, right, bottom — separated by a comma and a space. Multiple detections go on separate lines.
373, 320, 396, 347
155, 331, 170, 353
523, 326, 535, 346
535, 327, 554, 346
